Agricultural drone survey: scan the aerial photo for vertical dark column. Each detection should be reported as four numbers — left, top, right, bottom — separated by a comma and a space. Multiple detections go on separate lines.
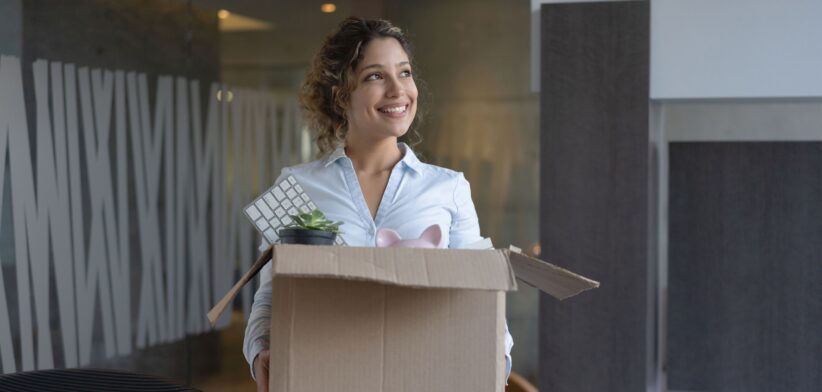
538, 2, 649, 391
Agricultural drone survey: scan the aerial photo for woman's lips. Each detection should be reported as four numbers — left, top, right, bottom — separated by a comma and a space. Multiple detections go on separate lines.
377, 104, 409, 118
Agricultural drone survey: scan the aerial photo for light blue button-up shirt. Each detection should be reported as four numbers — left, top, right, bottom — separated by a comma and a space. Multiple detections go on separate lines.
243, 142, 513, 380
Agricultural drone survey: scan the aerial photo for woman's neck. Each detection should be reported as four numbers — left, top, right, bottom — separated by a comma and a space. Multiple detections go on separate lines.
344, 136, 403, 175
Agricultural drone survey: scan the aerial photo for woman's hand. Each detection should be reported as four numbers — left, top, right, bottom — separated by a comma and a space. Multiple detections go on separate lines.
254, 350, 270, 392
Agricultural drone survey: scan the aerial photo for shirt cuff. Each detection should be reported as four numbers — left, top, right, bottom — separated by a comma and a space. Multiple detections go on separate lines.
505, 354, 512, 384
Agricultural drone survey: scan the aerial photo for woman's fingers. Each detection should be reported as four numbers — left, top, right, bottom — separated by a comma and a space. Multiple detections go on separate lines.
255, 350, 270, 392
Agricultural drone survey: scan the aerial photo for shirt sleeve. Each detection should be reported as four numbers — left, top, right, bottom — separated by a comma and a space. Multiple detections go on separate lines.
504, 320, 514, 382
243, 168, 290, 380
448, 173, 514, 383
243, 245, 273, 380
448, 173, 482, 249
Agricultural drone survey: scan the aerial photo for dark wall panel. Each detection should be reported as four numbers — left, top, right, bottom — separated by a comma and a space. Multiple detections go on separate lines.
23, 0, 219, 81
668, 142, 822, 392
538, 2, 649, 391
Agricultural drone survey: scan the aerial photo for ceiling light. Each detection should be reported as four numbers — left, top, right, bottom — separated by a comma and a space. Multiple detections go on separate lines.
216, 90, 234, 102
217, 9, 231, 19
219, 13, 274, 32
321, 3, 336, 13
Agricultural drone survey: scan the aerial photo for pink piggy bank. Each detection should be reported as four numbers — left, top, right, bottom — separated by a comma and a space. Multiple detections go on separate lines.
376, 224, 445, 248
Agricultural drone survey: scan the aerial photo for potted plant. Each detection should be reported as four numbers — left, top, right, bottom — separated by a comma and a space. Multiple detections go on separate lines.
278, 208, 343, 245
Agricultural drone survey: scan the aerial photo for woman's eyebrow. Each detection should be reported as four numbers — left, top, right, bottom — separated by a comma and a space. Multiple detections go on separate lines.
360, 61, 411, 73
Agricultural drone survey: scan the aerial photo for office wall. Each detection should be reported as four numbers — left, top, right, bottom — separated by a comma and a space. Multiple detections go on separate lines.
651, 0, 822, 99
658, 100, 822, 392
652, 1, 822, 386
537, 1, 822, 391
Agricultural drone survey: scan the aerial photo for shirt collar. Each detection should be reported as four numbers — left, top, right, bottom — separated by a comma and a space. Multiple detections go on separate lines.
323, 142, 424, 176
322, 144, 348, 167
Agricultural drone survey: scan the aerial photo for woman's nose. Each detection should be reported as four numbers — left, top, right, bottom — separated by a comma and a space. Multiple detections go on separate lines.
385, 76, 405, 97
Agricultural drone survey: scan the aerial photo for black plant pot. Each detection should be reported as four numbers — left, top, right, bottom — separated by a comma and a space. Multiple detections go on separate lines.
278, 228, 337, 245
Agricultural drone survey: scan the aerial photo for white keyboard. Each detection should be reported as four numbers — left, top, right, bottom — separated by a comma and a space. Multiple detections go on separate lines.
244, 174, 347, 246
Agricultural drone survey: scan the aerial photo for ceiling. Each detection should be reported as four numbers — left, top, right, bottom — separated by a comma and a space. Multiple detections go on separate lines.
194, 0, 386, 68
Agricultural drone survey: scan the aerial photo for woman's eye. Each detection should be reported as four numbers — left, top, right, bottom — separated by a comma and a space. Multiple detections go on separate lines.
365, 70, 412, 81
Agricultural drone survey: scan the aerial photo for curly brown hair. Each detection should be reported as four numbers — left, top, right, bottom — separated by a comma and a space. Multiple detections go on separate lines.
300, 17, 426, 156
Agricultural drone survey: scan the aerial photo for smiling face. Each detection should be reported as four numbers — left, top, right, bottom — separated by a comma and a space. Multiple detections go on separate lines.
344, 37, 418, 143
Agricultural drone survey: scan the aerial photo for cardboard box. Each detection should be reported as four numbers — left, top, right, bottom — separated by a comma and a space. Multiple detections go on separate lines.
209, 244, 598, 392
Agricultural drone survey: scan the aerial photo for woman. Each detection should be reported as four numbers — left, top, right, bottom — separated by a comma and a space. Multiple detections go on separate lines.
243, 17, 513, 391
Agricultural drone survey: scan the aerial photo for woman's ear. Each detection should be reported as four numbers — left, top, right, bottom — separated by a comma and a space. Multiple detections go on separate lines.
419, 224, 444, 248
376, 228, 402, 247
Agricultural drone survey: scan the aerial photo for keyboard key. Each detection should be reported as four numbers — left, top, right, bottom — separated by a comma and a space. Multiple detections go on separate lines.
255, 200, 274, 219
245, 206, 261, 220
264, 194, 278, 209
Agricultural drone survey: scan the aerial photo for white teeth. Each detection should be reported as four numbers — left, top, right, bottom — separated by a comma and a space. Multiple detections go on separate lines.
379, 105, 407, 113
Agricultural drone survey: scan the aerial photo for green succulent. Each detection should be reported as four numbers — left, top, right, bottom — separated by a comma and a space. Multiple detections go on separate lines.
284, 208, 343, 234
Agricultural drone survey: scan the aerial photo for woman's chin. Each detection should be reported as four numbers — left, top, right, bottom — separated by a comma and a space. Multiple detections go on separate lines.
351, 123, 411, 140
375, 124, 411, 139
388, 127, 410, 139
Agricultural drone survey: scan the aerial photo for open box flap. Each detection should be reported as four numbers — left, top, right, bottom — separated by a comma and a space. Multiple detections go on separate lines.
207, 245, 273, 326
207, 244, 599, 327
505, 246, 600, 300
